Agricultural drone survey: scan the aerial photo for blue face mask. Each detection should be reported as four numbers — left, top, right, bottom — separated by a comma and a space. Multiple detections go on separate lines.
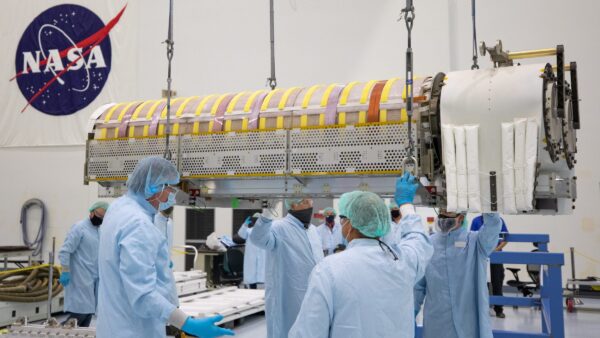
159, 191, 176, 211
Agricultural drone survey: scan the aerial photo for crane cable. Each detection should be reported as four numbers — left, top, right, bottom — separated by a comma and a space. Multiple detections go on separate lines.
163, 0, 175, 160
399, 0, 417, 172
267, 0, 277, 90
471, 0, 479, 70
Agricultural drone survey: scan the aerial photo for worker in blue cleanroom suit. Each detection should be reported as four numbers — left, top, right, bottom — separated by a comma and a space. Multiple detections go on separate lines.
249, 198, 324, 338
289, 173, 433, 338
237, 213, 266, 289
58, 201, 108, 327
381, 201, 403, 245
414, 210, 503, 338
318, 207, 344, 256
96, 156, 234, 338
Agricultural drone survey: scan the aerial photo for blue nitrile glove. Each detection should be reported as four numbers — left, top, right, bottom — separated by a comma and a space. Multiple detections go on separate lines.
59, 272, 71, 286
181, 315, 235, 337
169, 260, 174, 269
244, 216, 252, 225
395, 172, 419, 206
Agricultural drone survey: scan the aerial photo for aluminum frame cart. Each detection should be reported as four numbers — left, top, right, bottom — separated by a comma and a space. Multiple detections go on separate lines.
564, 247, 600, 313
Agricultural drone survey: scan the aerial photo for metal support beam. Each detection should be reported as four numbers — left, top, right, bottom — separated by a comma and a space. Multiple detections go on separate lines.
508, 48, 557, 60
493, 331, 550, 338
489, 295, 540, 307
542, 265, 565, 337
490, 251, 564, 265
500, 233, 549, 244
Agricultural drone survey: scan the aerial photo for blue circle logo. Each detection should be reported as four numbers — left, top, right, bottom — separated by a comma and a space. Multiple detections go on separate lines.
13, 4, 123, 116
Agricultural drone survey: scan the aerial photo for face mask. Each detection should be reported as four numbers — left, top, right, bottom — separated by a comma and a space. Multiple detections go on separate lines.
390, 210, 400, 219
90, 215, 103, 226
437, 217, 458, 233
289, 208, 313, 227
159, 191, 177, 211
341, 219, 351, 245
325, 215, 335, 224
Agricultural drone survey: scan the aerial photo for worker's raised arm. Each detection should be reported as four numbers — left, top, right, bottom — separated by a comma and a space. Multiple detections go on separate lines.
476, 213, 503, 257
395, 209, 433, 283
249, 209, 279, 251
393, 173, 434, 283
237, 217, 251, 239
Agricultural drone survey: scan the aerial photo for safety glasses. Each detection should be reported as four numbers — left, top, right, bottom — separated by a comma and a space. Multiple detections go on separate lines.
437, 217, 458, 232
339, 215, 349, 225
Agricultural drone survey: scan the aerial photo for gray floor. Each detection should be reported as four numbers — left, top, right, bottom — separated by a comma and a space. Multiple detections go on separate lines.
234, 300, 600, 338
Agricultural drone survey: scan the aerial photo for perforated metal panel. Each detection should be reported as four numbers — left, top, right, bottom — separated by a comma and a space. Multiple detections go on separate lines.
87, 137, 178, 181
179, 130, 287, 178
289, 123, 415, 176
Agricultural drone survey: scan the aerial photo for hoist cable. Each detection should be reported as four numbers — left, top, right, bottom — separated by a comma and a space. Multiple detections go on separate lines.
399, 1, 416, 161
164, 0, 175, 160
471, 0, 479, 70
267, 0, 277, 90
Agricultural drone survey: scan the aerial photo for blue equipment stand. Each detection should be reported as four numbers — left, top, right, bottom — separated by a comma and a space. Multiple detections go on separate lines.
416, 233, 565, 338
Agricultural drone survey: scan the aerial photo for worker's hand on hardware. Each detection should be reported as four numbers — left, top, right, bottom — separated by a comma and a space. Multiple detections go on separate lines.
395, 172, 419, 206
59, 271, 71, 286
244, 216, 252, 225
181, 314, 235, 337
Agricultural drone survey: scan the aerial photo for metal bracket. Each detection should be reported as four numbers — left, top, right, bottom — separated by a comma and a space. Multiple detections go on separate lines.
556, 45, 565, 119
480, 40, 513, 67
489, 171, 497, 211
569, 62, 580, 129
401, 156, 418, 175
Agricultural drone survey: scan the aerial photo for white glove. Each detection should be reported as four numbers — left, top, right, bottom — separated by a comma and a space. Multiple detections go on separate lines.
262, 208, 277, 220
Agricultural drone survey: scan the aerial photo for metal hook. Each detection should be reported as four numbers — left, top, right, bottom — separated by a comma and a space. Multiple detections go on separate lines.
401, 156, 418, 174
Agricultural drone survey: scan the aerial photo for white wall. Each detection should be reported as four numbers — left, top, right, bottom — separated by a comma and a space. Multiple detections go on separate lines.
1, 0, 599, 283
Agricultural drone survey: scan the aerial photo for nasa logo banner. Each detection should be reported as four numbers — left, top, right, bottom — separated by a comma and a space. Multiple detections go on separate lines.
13, 4, 123, 116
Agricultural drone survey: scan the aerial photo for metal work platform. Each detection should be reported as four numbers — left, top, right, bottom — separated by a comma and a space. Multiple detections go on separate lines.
4, 318, 95, 338
0, 247, 34, 269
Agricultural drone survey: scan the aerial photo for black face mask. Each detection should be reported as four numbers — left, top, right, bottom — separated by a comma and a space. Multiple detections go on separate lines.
90, 215, 103, 227
391, 210, 400, 219
248, 217, 258, 228
325, 215, 335, 224
289, 208, 313, 228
